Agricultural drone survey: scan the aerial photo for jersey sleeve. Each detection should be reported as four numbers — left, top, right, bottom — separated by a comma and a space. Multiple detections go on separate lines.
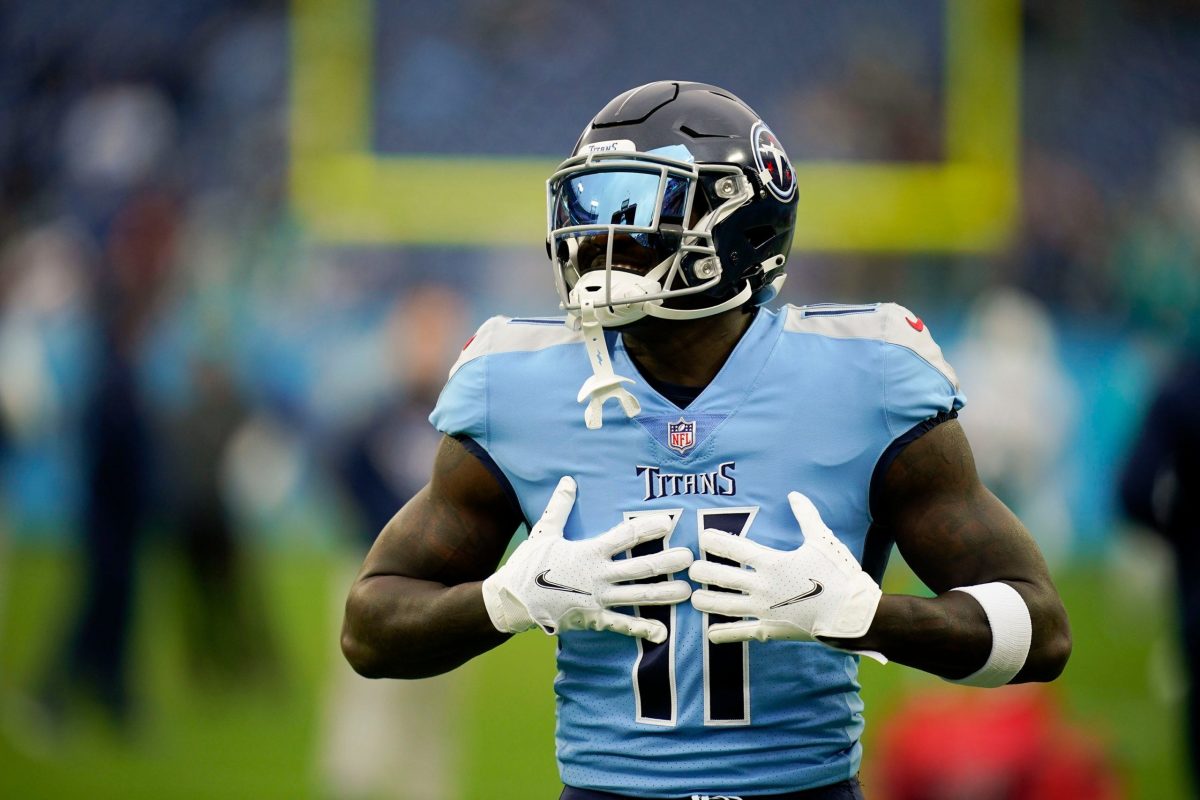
427, 316, 503, 443
881, 303, 966, 436
863, 305, 967, 577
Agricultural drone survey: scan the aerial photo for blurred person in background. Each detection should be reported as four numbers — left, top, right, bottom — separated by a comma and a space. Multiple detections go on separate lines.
1119, 344, 1200, 794
0, 421, 6, 687
0, 255, 11, 699
872, 687, 1122, 799
1115, 128, 1200, 796
0, 221, 92, 747
320, 284, 470, 800
40, 186, 177, 729
31, 78, 183, 728
1114, 134, 1200, 341
163, 352, 280, 688
951, 288, 1078, 565
341, 81, 1070, 800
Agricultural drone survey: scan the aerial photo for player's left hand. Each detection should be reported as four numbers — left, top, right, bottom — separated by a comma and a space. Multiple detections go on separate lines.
689, 492, 883, 656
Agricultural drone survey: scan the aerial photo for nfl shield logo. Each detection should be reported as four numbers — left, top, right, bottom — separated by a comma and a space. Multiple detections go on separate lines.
667, 417, 696, 455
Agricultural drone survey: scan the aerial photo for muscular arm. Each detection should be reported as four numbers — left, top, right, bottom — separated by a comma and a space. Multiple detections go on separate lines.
341, 435, 523, 679
827, 420, 1072, 683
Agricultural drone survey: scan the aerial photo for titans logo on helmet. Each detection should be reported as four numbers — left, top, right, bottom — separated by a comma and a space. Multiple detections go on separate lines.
751, 121, 796, 202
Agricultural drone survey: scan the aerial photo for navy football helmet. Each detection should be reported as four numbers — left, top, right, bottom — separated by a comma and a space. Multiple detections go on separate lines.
547, 81, 799, 327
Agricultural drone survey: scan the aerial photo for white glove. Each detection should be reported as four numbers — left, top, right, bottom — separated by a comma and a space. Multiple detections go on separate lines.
688, 492, 883, 660
482, 476, 694, 643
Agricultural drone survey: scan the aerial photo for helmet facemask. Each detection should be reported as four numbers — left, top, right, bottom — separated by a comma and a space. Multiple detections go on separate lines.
545, 144, 774, 430
547, 145, 759, 329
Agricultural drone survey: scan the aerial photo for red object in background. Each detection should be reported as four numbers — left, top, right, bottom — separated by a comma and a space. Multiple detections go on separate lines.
871, 687, 1123, 800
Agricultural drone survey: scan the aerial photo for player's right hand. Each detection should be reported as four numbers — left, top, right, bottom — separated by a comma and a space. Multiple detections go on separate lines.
481, 476, 693, 643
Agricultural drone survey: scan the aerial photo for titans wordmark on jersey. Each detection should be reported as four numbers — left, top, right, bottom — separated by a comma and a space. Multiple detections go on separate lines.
430, 303, 964, 798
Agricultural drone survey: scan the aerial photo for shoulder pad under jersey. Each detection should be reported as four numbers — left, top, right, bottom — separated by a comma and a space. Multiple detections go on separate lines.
783, 302, 959, 389
448, 316, 581, 379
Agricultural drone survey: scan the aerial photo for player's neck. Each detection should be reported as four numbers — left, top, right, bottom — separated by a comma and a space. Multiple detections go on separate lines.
620, 307, 757, 389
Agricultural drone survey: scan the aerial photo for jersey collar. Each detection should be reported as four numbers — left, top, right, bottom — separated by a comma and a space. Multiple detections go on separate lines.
616, 306, 781, 413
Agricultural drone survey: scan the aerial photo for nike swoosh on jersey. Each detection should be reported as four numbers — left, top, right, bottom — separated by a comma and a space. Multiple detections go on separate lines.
535, 570, 590, 595
769, 580, 823, 608
905, 316, 925, 332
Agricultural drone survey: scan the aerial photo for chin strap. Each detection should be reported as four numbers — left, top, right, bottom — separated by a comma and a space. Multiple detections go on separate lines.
565, 253, 788, 429
574, 297, 641, 430
645, 281, 753, 321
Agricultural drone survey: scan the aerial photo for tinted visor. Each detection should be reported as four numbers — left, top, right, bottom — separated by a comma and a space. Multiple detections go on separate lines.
552, 170, 689, 230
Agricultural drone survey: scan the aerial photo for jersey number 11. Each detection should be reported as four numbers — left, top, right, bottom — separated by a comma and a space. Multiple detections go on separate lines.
624, 506, 759, 727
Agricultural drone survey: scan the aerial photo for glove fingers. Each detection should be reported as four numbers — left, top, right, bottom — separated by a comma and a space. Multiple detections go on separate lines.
691, 588, 757, 618
598, 580, 692, 607
607, 547, 693, 581
532, 477, 577, 538
697, 528, 769, 567
788, 492, 866, 578
708, 620, 810, 644
595, 610, 669, 643
600, 513, 675, 554
706, 619, 767, 644
787, 491, 834, 543
688, 560, 754, 592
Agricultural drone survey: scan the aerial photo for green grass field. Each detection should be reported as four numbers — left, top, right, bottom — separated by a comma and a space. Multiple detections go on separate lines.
0, 543, 1190, 799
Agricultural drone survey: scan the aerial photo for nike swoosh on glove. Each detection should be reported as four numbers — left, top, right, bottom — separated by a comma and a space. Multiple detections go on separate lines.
688, 491, 885, 662
482, 476, 693, 643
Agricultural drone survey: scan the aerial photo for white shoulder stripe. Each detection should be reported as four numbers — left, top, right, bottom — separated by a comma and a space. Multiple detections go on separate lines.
448, 315, 581, 379
796, 303, 880, 318
784, 302, 959, 389
783, 303, 881, 334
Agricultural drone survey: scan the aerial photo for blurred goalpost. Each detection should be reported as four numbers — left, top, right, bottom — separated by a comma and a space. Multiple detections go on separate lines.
289, 0, 1018, 253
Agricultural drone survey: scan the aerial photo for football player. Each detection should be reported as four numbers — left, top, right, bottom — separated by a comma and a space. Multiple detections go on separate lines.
341, 81, 1071, 800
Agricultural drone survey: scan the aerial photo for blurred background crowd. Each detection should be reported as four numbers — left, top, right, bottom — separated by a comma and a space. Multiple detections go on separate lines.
0, 0, 1198, 798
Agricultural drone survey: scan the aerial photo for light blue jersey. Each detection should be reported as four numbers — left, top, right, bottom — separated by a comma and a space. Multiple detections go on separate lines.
430, 303, 964, 797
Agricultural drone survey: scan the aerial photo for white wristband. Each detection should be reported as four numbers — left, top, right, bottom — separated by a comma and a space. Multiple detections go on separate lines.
947, 582, 1032, 688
